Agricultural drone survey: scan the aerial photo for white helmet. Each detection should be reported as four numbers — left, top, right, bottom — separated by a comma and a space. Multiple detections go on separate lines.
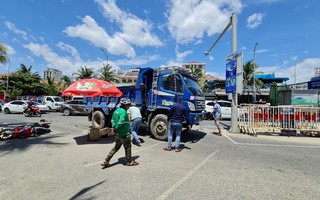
120, 98, 131, 105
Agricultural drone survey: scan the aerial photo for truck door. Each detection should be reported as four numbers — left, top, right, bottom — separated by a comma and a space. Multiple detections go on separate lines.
46, 97, 54, 109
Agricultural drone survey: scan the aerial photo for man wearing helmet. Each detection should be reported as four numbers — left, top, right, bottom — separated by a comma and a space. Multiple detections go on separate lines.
101, 98, 139, 168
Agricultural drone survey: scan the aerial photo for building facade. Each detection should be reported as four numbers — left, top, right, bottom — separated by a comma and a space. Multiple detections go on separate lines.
181, 62, 206, 74
43, 68, 62, 81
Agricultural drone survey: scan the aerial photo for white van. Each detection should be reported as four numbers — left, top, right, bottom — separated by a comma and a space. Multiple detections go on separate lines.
42, 96, 64, 111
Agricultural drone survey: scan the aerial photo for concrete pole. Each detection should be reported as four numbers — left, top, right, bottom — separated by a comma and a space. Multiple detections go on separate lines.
230, 12, 239, 133
253, 42, 258, 103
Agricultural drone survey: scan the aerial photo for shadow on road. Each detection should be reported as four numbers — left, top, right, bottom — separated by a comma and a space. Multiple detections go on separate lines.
73, 134, 115, 145
69, 181, 105, 200
0, 134, 68, 156
220, 122, 231, 130
181, 129, 206, 144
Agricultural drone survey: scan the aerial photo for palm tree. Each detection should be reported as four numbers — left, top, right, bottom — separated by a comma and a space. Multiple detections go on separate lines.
45, 77, 60, 96
243, 60, 263, 102
73, 66, 95, 80
0, 42, 8, 64
190, 67, 206, 91
98, 64, 119, 83
60, 75, 72, 91
17, 64, 41, 81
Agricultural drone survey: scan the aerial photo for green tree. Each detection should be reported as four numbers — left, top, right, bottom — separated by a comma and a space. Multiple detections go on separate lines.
243, 60, 264, 102
98, 64, 119, 83
73, 66, 95, 80
59, 75, 72, 91
44, 77, 60, 96
190, 67, 206, 92
1, 64, 46, 99
0, 42, 8, 64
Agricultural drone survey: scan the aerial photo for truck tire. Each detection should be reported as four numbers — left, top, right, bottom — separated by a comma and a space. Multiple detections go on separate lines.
92, 111, 105, 129
150, 114, 169, 141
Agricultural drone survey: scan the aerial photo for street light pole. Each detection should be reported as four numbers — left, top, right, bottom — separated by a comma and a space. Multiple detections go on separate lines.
100, 48, 109, 66
5, 58, 10, 101
253, 42, 258, 104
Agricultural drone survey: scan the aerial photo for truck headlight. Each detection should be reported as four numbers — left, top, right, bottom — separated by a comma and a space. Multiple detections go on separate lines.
188, 101, 195, 111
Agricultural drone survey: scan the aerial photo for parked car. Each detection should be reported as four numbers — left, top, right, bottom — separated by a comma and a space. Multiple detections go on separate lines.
2, 100, 49, 114
3, 100, 28, 114
26, 101, 50, 114
205, 100, 232, 119
60, 100, 87, 116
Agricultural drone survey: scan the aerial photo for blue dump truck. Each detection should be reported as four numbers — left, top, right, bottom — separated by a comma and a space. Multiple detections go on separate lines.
84, 66, 205, 140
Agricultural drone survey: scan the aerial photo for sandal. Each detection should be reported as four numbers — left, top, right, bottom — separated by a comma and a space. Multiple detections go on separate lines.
101, 160, 111, 168
163, 147, 172, 151
127, 161, 139, 166
175, 148, 182, 152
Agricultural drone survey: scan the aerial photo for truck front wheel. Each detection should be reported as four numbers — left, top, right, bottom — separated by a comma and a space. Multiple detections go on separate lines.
150, 114, 169, 141
92, 111, 105, 129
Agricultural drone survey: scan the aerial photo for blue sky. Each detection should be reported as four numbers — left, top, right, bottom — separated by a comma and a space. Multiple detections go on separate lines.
1, 0, 320, 84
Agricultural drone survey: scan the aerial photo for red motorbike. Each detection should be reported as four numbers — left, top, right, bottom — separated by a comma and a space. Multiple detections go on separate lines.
23, 105, 41, 117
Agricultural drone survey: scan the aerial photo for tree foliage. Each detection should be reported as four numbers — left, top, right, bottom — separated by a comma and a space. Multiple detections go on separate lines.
73, 66, 95, 80
243, 60, 263, 90
98, 64, 119, 83
0, 42, 8, 65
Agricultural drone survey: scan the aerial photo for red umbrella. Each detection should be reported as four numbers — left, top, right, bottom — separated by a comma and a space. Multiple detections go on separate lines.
62, 79, 122, 97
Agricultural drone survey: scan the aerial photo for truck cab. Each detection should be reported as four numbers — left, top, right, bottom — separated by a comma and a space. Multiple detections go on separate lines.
42, 96, 64, 111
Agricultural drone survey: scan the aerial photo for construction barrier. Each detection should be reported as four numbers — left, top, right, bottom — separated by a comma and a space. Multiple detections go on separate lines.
238, 104, 320, 137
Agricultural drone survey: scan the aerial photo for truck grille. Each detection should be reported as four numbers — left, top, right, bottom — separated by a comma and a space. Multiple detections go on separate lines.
196, 100, 205, 111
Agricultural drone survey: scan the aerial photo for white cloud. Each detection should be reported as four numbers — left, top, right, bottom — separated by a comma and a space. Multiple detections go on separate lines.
207, 71, 225, 79
4, 21, 29, 40
176, 50, 193, 62
247, 13, 265, 29
3, 44, 15, 55
261, 58, 320, 84
23, 42, 104, 75
167, 0, 243, 44
64, 15, 135, 58
95, 0, 163, 47
56, 42, 81, 62
113, 55, 159, 66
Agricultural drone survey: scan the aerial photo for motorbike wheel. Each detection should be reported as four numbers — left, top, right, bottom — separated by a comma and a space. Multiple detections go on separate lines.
37, 112, 42, 117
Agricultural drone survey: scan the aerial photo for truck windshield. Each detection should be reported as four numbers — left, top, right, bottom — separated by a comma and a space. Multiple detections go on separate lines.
182, 76, 203, 96
54, 97, 64, 102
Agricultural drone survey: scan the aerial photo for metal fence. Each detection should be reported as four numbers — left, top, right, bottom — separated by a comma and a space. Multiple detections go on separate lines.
238, 104, 320, 136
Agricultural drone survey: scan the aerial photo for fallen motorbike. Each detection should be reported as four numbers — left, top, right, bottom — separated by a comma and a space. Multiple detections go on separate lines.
23, 105, 41, 117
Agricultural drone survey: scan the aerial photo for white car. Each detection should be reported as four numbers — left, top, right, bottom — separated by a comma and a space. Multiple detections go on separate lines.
3, 100, 49, 114
205, 100, 232, 119
27, 101, 50, 114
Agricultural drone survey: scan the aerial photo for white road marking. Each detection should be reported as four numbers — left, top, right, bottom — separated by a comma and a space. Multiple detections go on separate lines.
236, 142, 320, 149
85, 142, 162, 167
156, 149, 220, 200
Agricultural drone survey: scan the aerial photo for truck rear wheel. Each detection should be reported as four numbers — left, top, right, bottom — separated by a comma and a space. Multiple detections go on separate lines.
150, 114, 168, 141
92, 111, 105, 129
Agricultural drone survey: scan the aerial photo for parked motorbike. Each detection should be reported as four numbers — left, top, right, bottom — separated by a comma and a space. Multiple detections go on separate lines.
23, 105, 41, 117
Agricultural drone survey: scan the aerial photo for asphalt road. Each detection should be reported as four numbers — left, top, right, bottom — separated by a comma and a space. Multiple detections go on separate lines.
0, 112, 320, 200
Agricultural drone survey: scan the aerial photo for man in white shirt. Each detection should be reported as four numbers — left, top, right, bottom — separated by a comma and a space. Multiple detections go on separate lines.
127, 103, 142, 146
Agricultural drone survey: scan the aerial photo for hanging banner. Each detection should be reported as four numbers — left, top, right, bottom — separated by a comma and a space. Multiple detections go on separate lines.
225, 53, 237, 93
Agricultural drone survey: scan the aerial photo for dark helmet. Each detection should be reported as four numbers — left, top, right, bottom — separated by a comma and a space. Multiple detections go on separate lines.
120, 98, 131, 105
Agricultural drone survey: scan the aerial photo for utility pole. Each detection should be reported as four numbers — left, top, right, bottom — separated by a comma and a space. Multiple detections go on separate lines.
253, 42, 258, 104
204, 12, 239, 133
229, 12, 239, 133
5, 58, 10, 101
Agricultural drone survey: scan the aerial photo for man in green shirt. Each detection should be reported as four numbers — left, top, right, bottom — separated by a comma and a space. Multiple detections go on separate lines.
101, 98, 139, 168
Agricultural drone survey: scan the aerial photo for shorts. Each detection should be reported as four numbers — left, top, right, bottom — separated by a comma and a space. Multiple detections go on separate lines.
214, 116, 220, 126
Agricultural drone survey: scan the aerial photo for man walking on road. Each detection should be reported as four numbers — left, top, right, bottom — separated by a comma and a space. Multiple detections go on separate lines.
127, 102, 142, 146
163, 96, 190, 152
212, 98, 222, 136
101, 98, 139, 168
